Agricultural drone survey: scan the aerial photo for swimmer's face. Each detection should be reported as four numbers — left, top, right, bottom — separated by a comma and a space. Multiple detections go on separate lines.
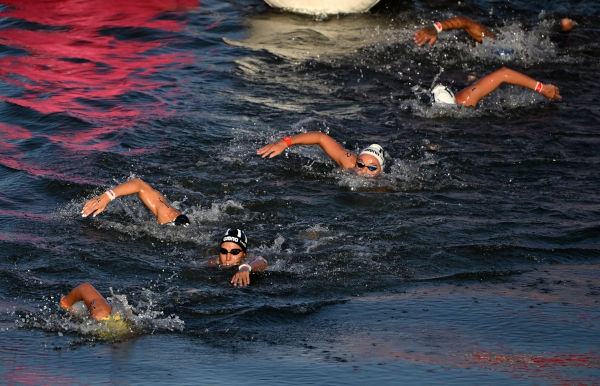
354, 154, 382, 177
219, 241, 246, 266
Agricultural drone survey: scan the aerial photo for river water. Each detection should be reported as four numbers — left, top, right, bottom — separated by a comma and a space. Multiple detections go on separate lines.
1, 0, 599, 384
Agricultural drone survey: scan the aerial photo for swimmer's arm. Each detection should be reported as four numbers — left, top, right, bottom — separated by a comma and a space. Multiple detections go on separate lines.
248, 256, 268, 272
82, 178, 180, 224
230, 256, 268, 287
60, 282, 111, 321
455, 67, 561, 107
414, 16, 495, 46
257, 132, 356, 168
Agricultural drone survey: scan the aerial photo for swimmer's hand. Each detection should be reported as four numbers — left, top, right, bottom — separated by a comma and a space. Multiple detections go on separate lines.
82, 194, 110, 218
561, 18, 576, 32
414, 25, 438, 46
540, 84, 561, 100
257, 140, 287, 159
231, 268, 250, 287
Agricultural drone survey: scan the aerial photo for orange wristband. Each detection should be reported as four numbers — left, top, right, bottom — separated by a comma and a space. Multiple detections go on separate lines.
534, 81, 543, 93
433, 22, 443, 33
282, 136, 292, 147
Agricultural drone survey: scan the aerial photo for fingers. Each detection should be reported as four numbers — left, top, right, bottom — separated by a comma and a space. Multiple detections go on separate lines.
413, 31, 435, 46
257, 142, 284, 158
256, 143, 272, 155
81, 195, 108, 217
256, 143, 275, 158
542, 84, 561, 100
231, 272, 250, 287
414, 27, 437, 47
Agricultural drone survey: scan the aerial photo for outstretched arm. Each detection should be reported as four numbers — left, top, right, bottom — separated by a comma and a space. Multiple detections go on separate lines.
454, 67, 561, 107
60, 282, 111, 321
81, 178, 180, 224
231, 256, 268, 287
414, 16, 496, 46
257, 132, 356, 169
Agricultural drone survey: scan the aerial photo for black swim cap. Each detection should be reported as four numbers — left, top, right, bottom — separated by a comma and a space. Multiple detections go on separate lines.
221, 228, 247, 252
174, 214, 190, 226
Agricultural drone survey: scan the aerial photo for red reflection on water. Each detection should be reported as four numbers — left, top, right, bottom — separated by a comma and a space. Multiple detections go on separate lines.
0, 0, 199, 156
0, 123, 98, 183
0, 209, 51, 222
2, 365, 75, 385
388, 349, 600, 384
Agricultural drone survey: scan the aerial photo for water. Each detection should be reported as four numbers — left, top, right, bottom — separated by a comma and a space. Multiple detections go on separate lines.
1, 0, 599, 384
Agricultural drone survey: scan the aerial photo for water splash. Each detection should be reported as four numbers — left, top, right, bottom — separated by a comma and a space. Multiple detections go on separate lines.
14, 289, 184, 342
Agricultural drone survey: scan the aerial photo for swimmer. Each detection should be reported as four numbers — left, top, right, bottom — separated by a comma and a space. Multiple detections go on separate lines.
429, 66, 561, 107
81, 178, 190, 225
60, 282, 112, 321
414, 15, 576, 46
206, 228, 268, 287
60, 282, 131, 337
257, 132, 385, 177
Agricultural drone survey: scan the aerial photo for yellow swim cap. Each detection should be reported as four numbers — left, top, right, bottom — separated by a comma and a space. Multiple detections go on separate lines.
95, 314, 132, 339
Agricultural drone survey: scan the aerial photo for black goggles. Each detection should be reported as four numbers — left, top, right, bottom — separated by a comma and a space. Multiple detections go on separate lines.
220, 248, 243, 255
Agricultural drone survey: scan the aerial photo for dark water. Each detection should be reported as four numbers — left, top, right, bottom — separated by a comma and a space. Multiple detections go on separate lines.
1, 0, 599, 384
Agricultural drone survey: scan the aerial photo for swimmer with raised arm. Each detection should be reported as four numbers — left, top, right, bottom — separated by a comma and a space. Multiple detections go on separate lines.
414, 15, 576, 46
429, 66, 561, 107
207, 229, 268, 287
60, 282, 112, 321
81, 178, 190, 226
257, 132, 385, 178
60, 282, 131, 337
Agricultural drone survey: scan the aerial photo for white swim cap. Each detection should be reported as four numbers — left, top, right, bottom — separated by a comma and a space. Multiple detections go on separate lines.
359, 144, 385, 168
431, 85, 456, 105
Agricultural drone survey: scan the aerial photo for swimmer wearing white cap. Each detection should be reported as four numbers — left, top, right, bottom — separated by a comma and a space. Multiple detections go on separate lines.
413, 16, 570, 107
428, 67, 561, 107
257, 132, 385, 178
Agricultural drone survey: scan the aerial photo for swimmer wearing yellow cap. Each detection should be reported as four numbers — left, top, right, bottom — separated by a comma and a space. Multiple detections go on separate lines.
257, 132, 385, 178
60, 282, 132, 338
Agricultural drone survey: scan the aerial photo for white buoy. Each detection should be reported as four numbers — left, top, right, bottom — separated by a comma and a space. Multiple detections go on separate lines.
264, 0, 380, 15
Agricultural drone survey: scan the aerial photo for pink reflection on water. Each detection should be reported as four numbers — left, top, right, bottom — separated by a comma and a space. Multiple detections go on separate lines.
0, 123, 105, 183
0, 0, 199, 156
2, 364, 76, 385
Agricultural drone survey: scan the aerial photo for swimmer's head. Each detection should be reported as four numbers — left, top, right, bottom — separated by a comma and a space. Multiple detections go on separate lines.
219, 228, 247, 266
356, 144, 384, 177
431, 85, 456, 105
174, 214, 190, 226
95, 314, 132, 340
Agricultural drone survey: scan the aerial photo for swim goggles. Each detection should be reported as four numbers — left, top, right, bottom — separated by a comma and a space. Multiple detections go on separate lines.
220, 248, 243, 255
356, 161, 378, 172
